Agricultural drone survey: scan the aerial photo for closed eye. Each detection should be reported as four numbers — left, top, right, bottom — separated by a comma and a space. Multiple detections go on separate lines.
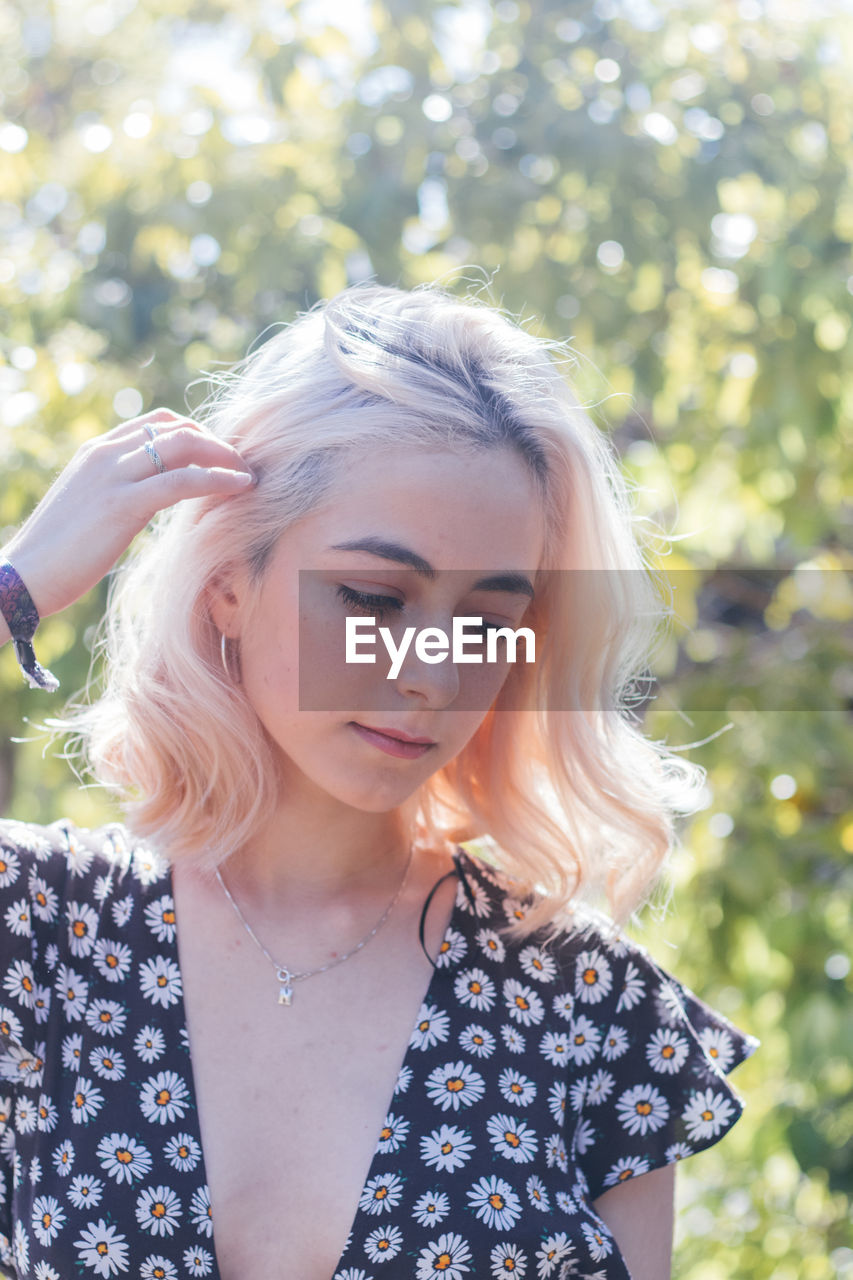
337, 584, 403, 620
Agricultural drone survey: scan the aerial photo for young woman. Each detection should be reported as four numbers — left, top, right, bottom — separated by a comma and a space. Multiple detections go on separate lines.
0, 283, 758, 1280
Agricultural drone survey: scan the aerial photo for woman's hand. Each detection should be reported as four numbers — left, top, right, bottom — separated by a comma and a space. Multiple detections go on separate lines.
1, 408, 255, 623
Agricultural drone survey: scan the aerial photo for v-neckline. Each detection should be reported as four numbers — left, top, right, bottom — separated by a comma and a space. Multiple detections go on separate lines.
166, 848, 471, 1280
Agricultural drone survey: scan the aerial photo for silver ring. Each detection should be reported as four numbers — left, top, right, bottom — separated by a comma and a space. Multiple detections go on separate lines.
144, 441, 167, 474
143, 423, 160, 441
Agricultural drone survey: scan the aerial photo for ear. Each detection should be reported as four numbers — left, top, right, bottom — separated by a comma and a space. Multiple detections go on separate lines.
205, 565, 252, 640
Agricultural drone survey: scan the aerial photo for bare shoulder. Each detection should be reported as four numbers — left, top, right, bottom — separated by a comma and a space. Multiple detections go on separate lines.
592, 1162, 676, 1280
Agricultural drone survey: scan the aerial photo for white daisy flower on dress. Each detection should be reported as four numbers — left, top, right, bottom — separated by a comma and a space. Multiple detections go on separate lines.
435, 928, 468, 968
575, 950, 613, 1004
31, 1193, 66, 1246
0, 1006, 25, 1044
467, 1175, 522, 1231
415, 1231, 473, 1280
36, 1093, 58, 1133
92, 939, 133, 985
616, 1083, 670, 1136
500, 1025, 526, 1054
29, 875, 59, 923
51, 1138, 75, 1177
373, 1110, 410, 1156
539, 1031, 571, 1067
603, 1154, 651, 1188
555, 1190, 576, 1214
502, 979, 545, 1027
682, 1087, 736, 1141
394, 1064, 413, 1095
654, 980, 687, 1026
68, 1174, 105, 1210
551, 992, 575, 1021
144, 896, 177, 944
0, 847, 21, 887
138, 956, 183, 1009
453, 968, 497, 1013
139, 1071, 190, 1126
566, 1015, 601, 1065
486, 1113, 538, 1164
135, 1184, 182, 1237
412, 1189, 450, 1227
547, 1080, 567, 1124
519, 945, 557, 984
93, 875, 112, 903
73, 1217, 129, 1276
334, 1271, 372, 1280
615, 962, 645, 1013
15, 1096, 38, 1134
665, 1141, 693, 1162
364, 1222, 404, 1263
183, 1245, 214, 1275
425, 1061, 486, 1112
84, 999, 127, 1039
409, 1002, 451, 1051
44, 941, 59, 971
502, 896, 530, 926
534, 1231, 572, 1277
70, 1076, 105, 1125
141, 1256, 178, 1280
545, 1133, 568, 1172
134, 1025, 166, 1063
572, 1117, 595, 1156
526, 1174, 550, 1212
475, 928, 506, 963
420, 1123, 475, 1173
163, 1132, 203, 1173
111, 895, 134, 928
458, 1023, 496, 1059
498, 1068, 536, 1108
65, 838, 95, 877
600, 1024, 629, 1061
699, 1025, 736, 1074
490, 1241, 528, 1277
646, 1026, 690, 1075
9, 1039, 45, 1088
585, 1069, 615, 1105
66, 901, 98, 958
189, 1184, 213, 1237
89, 1046, 125, 1082
358, 1171, 405, 1216
96, 1132, 152, 1185
13, 1220, 29, 1274
3, 958, 37, 1008
456, 877, 491, 917
34, 1262, 61, 1280
581, 1220, 614, 1261
5, 897, 31, 937
569, 1077, 587, 1112
55, 965, 89, 1021
32, 982, 51, 1025
131, 845, 169, 887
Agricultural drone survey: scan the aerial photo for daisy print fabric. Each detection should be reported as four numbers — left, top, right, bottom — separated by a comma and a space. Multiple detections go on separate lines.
0, 819, 759, 1280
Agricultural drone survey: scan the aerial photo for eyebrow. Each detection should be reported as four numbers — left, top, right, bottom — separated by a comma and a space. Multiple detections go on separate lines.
327, 537, 535, 599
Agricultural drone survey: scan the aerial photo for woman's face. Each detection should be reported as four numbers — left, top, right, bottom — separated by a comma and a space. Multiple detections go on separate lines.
212, 444, 545, 814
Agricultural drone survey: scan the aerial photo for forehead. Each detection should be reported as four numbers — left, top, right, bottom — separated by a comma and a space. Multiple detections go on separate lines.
306, 444, 545, 570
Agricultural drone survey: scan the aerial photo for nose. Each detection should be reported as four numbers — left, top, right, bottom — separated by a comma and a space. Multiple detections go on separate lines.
392, 629, 461, 709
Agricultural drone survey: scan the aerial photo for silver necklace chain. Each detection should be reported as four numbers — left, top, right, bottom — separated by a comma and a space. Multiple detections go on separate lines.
215, 844, 415, 1006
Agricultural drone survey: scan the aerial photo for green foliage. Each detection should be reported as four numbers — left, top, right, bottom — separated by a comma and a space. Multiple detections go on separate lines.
1, 0, 851, 1272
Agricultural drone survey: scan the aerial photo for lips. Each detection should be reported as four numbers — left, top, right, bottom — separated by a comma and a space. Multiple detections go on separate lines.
354, 724, 436, 745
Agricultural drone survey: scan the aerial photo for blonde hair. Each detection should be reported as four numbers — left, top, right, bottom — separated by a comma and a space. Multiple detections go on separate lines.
60, 282, 705, 936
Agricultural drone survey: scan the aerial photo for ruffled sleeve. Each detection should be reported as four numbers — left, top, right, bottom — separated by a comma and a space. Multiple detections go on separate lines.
561, 918, 760, 1204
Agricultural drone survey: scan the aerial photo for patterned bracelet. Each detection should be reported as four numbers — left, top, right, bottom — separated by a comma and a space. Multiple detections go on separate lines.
0, 559, 60, 691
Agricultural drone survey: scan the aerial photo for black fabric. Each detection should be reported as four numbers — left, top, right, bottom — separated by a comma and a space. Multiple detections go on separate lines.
0, 817, 758, 1280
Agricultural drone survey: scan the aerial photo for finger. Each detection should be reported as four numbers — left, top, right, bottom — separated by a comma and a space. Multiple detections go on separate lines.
116, 426, 254, 481
108, 408, 203, 442
134, 464, 257, 518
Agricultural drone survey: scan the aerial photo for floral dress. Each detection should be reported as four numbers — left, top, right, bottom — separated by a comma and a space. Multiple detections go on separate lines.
0, 817, 759, 1280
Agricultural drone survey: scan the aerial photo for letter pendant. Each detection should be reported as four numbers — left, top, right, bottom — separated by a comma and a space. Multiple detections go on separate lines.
276, 967, 293, 1006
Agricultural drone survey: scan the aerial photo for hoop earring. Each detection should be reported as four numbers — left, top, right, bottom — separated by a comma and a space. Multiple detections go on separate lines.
220, 632, 240, 683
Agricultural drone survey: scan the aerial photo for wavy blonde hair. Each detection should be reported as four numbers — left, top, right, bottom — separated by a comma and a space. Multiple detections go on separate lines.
60, 282, 705, 937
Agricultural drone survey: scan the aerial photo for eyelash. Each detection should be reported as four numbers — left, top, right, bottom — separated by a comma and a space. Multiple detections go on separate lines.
335, 585, 503, 633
